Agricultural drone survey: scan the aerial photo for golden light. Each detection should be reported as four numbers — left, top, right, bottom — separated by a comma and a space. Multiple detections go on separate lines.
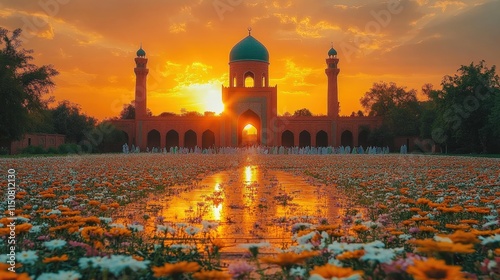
244, 165, 256, 183
243, 124, 257, 135
201, 87, 225, 114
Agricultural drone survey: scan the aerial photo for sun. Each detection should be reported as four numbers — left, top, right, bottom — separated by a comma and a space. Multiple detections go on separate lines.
243, 124, 257, 135
202, 87, 225, 114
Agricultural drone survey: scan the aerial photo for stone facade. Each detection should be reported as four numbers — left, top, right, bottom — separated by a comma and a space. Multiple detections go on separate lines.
111, 33, 382, 150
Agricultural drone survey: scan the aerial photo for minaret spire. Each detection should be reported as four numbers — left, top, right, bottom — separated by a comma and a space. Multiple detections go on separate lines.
248, 27, 252, 36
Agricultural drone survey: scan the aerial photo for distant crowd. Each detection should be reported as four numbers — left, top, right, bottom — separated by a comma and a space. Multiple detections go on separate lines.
122, 143, 411, 155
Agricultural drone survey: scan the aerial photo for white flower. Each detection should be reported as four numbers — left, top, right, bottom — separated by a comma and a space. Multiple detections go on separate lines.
104, 255, 150, 276
361, 247, 398, 264
296, 231, 316, 244
30, 225, 43, 234
327, 242, 363, 254
47, 209, 61, 215
55, 270, 82, 280
290, 267, 306, 277
480, 234, 500, 245
482, 220, 499, 228
201, 220, 219, 232
44, 239, 67, 250
16, 250, 38, 265
78, 257, 105, 269
184, 225, 200, 236
99, 217, 113, 223
14, 216, 30, 222
128, 224, 144, 232
289, 243, 314, 253
398, 234, 412, 241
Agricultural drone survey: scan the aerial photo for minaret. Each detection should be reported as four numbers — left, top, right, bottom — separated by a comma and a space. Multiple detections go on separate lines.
134, 45, 149, 119
325, 44, 340, 118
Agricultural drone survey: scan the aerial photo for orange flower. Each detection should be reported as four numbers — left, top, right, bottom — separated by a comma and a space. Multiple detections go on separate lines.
445, 224, 470, 230
351, 224, 369, 233
410, 239, 475, 254
446, 230, 479, 244
260, 251, 319, 267
418, 226, 438, 233
0, 271, 31, 280
43, 254, 69, 263
192, 270, 231, 280
152, 261, 200, 278
108, 227, 132, 237
80, 226, 104, 241
336, 249, 365, 261
88, 200, 100, 206
310, 264, 363, 279
407, 257, 465, 280
494, 248, 500, 256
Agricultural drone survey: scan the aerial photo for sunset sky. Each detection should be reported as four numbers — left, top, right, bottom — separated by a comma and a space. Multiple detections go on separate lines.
1, 0, 499, 120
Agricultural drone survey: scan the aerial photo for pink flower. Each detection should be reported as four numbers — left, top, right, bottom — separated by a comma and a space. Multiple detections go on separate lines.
228, 261, 254, 278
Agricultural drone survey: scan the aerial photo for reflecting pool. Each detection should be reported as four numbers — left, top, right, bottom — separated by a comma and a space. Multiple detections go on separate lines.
116, 165, 364, 250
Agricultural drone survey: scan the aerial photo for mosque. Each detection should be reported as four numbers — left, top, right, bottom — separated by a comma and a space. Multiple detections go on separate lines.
111, 30, 382, 150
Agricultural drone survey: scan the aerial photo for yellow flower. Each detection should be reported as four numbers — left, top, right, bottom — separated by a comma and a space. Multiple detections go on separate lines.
192, 270, 231, 280
152, 261, 200, 278
407, 257, 465, 280
43, 254, 69, 263
309, 264, 363, 279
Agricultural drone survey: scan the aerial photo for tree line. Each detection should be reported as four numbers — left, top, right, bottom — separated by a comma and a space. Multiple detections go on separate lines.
358, 61, 500, 153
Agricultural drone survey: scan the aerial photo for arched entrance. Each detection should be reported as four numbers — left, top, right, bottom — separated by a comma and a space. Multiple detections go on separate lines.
147, 129, 160, 148
341, 130, 353, 147
166, 130, 179, 150
184, 130, 197, 149
281, 130, 294, 147
358, 129, 369, 148
238, 110, 260, 146
242, 124, 258, 146
316, 130, 328, 147
202, 130, 215, 149
299, 130, 311, 148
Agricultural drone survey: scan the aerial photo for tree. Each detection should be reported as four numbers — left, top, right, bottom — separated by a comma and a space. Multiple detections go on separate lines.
431, 61, 500, 153
360, 82, 418, 117
0, 28, 58, 144
52, 101, 97, 143
360, 82, 420, 145
119, 101, 152, 119
293, 108, 313, 116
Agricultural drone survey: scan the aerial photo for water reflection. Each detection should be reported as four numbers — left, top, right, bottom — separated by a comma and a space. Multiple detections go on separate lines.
116, 165, 364, 248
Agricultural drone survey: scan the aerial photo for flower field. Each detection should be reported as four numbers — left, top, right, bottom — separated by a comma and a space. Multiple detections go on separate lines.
1, 154, 499, 279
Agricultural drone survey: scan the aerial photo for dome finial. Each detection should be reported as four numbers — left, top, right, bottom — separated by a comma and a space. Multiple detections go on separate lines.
248, 27, 252, 36
137, 43, 146, 57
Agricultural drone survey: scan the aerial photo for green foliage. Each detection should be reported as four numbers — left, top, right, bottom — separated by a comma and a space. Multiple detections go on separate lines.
360, 82, 418, 117
293, 108, 313, 116
21, 145, 46, 154
94, 122, 129, 153
57, 143, 81, 154
360, 82, 420, 149
0, 28, 58, 142
52, 101, 97, 143
430, 61, 500, 153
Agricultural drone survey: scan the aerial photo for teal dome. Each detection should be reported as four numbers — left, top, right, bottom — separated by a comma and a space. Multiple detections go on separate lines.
328, 47, 337, 57
230, 35, 269, 63
137, 47, 146, 57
